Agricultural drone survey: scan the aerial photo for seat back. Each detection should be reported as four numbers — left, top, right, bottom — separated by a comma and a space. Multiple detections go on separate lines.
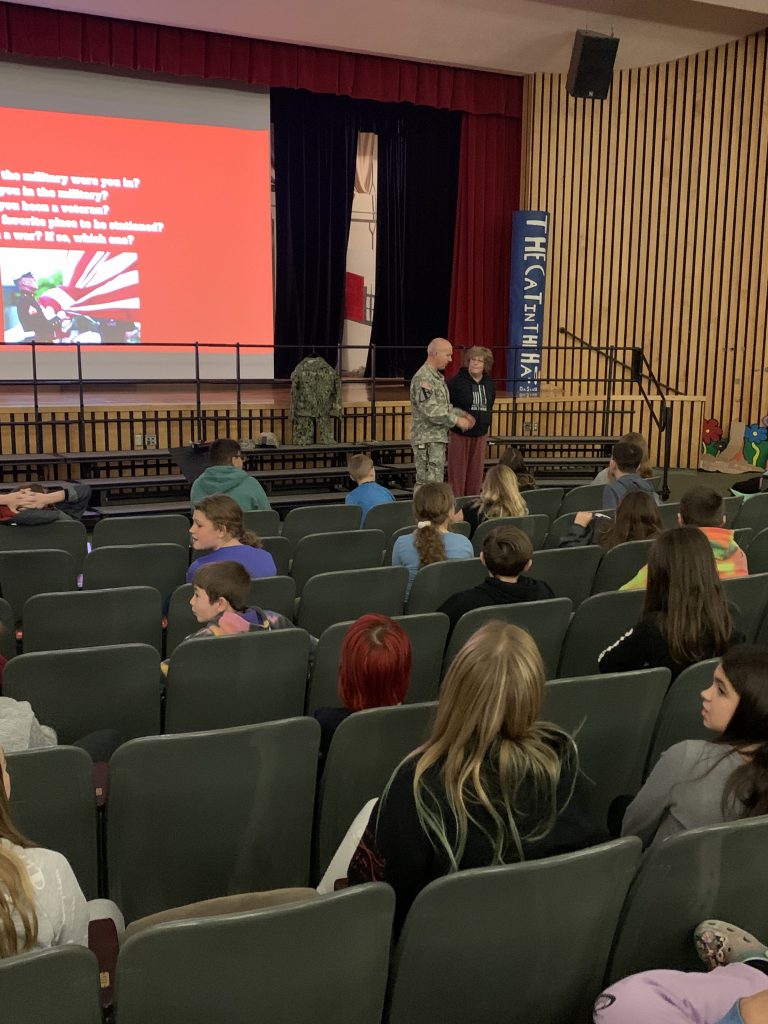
291, 530, 385, 595
471, 514, 549, 555
722, 572, 768, 641
22, 587, 162, 654
745, 527, 768, 573
242, 508, 281, 536
4, 643, 161, 745
259, 535, 292, 575
388, 838, 641, 1024
524, 545, 603, 608
297, 567, 408, 637
107, 719, 320, 922
115, 885, 395, 1024
82, 543, 188, 602
315, 703, 436, 879
591, 539, 655, 594
0, 596, 14, 662
658, 502, 681, 529
282, 504, 361, 547
6, 746, 98, 898
0, 946, 102, 1024
644, 658, 718, 775
166, 577, 297, 656
519, 486, 564, 525
0, 548, 77, 622
732, 492, 768, 531
364, 501, 416, 543
92, 514, 190, 549
558, 483, 608, 516
443, 598, 572, 679
733, 527, 753, 551
165, 630, 310, 732
608, 816, 768, 981
307, 613, 449, 714
0, 519, 87, 570
558, 589, 645, 677
406, 558, 487, 614
543, 668, 670, 825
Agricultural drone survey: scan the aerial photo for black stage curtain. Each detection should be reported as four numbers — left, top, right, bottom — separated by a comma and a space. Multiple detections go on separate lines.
272, 89, 358, 377
369, 106, 461, 379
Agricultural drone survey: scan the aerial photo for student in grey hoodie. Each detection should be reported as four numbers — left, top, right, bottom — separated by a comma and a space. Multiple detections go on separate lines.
602, 440, 660, 511
190, 438, 270, 512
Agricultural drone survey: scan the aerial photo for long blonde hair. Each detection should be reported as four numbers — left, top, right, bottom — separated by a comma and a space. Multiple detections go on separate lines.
412, 482, 454, 568
401, 622, 576, 869
474, 465, 528, 520
0, 750, 38, 957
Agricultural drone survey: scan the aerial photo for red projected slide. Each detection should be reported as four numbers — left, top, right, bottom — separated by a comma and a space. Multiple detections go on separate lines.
0, 106, 272, 349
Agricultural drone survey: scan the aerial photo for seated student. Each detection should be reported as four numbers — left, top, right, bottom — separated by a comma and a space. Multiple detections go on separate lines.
189, 438, 270, 512
498, 447, 536, 491
621, 644, 768, 849
344, 454, 395, 525
559, 491, 662, 549
187, 494, 276, 583
346, 622, 607, 930
602, 440, 660, 511
593, 431, 653, 486
622, 485, 748, 590
186, 561, 294, 640
437, 525, 554, 632
0, 482, 91, 522
459, 465, 528, 535
599, 527, 742, 682
314, 614, 412, 758
391, 482, 473, 599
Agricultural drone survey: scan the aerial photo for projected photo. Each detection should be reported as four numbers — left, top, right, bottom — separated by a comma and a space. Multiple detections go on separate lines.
0, 248, 141, 344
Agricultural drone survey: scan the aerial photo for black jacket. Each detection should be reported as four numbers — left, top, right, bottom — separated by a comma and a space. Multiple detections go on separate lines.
448, 368, 496, 437
438, 575, 555, 631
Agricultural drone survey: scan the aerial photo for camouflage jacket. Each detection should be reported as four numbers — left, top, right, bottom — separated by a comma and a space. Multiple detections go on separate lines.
290, 356, 342, 420
409, 363, 464, 443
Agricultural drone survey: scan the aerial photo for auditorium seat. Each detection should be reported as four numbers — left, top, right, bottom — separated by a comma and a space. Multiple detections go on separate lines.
590, 539, 655, 594
544, 510, 613, 549
164, 629, 310, 732
0, 596, 15, 661
519, 486, 564, 525
406, 558, 487, 615
747, 526, 768, 573
0, 946, 102, 1024
115, 885, 395, 1024
296, 567, 408, 638
4, 643, 162, 747
387, 838, 641, 1024
721, 572, 768, 642
92, 513, 191, 549
557, 483, 608, 516
82, 543, 188, 603
658, 501, 681, 529
314, 703, 436, 881
543, 668, 670, 825
0, 548, 77, 623
524, 545, 603, 608
471, 514, 549, 554
732, 494, 768, 532
443, 598, 572, 679
107, 719, 320, 922
644, 659, 717, 776
242, 508, 281, 536
23, 587, 163, 654
558, 589, 645, 677
259, 535, 292, 575
607, 816, 768, 982
290, 529, 385, 595
0, 518, 87, 571
282, 504, 361, 547
306, 613, 449, 714
733, 526, 753, 551
364, 500, 416, 543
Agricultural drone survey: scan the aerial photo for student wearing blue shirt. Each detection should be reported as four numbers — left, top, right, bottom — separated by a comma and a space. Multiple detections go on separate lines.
391, 482, 473, 598
345, 454, 395, 525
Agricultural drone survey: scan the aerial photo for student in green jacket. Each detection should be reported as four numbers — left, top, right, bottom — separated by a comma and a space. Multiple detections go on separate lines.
190, 438, 270, 512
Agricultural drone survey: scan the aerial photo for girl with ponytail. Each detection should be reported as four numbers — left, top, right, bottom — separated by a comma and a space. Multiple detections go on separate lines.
187, 493, 277, 582
391, 482, 473, 598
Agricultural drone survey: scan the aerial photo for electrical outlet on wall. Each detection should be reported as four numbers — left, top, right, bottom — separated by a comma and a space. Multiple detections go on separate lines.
134, 433, 144, 448
523, 421, 537, 436
145, 434, 157, 449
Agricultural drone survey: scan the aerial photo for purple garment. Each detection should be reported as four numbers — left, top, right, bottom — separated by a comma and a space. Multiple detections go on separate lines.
594, 964, 767, 1024
186, 544, 277, 583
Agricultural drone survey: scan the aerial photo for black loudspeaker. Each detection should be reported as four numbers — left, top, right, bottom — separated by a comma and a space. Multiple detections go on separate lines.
566, 30, 619, 100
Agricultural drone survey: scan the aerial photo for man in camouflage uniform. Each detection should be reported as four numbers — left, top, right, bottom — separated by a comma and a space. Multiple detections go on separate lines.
290, 355, 342, 444
410, 338, 474, 485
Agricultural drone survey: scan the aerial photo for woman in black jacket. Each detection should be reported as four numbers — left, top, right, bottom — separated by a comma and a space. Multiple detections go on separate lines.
447, 346, 496, 498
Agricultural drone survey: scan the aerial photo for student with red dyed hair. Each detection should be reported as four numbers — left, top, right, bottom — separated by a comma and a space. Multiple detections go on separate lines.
314, 614, 412, 758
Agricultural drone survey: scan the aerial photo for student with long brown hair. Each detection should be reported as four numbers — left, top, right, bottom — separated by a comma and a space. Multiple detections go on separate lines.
347, 622, 606, 927
560, 491, 662, 550
187, 493, 276, 582
622, 644, 768, 848
391, 482, 473, 598
599, 527, 741, 680
460, 464, 529, 535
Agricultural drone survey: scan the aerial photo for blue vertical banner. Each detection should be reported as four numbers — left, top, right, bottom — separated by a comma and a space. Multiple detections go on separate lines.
507, 211, 549, 396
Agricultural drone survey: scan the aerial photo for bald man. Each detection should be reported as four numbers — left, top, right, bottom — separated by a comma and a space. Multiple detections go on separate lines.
409, 338, 474, 486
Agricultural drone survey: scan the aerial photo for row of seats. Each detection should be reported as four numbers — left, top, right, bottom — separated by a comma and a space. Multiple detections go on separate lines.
4, 660, 722, 910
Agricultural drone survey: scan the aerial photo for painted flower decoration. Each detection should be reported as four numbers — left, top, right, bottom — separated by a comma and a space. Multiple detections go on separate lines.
745, 424, 768, 443
701, 419, 722, 444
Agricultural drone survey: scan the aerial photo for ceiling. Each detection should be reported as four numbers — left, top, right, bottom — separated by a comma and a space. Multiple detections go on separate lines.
17, 0, 768, 75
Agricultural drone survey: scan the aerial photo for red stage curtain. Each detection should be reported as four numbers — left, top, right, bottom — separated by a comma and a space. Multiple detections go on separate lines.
448, 113, 522, 380
0, 3, 522, 117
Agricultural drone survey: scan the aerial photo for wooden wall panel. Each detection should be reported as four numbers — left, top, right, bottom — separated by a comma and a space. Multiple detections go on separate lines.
522, 31, 768, 468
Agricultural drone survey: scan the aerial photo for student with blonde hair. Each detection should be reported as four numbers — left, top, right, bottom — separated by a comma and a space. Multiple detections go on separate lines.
344, 454, 395, 525
447, 345, 496, 497
391, 482, 473, 598
461, 463, 529, 535
347, 622, 605, 927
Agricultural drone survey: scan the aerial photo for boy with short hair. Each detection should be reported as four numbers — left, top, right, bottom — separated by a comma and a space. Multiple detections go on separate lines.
190, 437, 270, 512
187, 561, 292, 639
437, 525, 554, 631
345, 454, 395, 524
602, 441, 659, 511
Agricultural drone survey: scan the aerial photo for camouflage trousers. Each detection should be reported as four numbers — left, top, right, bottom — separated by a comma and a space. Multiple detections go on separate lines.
292, 416, 336, 445
412, 442, 447, 486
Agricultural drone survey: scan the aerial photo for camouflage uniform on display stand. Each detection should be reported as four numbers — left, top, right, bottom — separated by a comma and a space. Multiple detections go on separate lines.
410, 340, 471, 485
290, 356, 342, 445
